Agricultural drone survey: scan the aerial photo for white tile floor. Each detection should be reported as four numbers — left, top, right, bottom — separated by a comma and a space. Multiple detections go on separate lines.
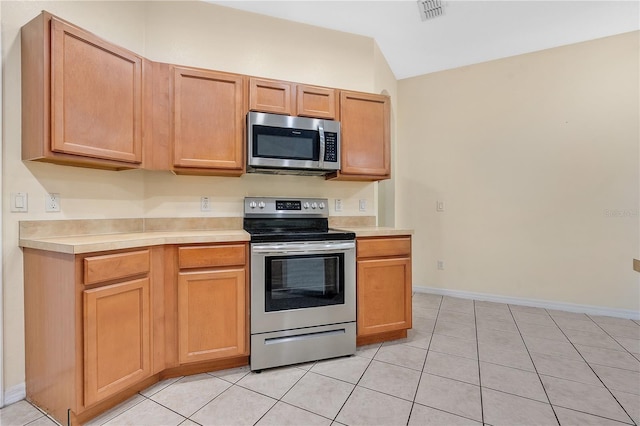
2, 293, 639, 426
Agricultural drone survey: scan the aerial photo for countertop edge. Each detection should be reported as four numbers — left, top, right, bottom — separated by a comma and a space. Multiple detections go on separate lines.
19, 227, 415, 254
20, 230, 251, 254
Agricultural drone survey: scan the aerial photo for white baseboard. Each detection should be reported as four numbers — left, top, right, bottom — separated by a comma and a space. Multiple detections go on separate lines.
413, 286, 640, 320
4, 382, 26, 406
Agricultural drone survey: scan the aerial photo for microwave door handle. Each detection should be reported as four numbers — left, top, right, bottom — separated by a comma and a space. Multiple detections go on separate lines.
318, 125, 325, 169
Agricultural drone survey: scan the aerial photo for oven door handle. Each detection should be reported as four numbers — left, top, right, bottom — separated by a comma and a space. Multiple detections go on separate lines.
252, 241, 355, 254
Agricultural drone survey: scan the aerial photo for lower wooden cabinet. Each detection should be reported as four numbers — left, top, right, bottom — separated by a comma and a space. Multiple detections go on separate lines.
356, 236, 412, 345
177, 268, 247, 364
23, 247, 158, 424
83, 277, 151, 406
23, 234, 412, 423
23, 243, 249, 425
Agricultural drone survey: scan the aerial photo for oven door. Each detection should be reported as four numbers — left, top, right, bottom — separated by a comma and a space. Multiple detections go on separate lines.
251, 240, 356, 334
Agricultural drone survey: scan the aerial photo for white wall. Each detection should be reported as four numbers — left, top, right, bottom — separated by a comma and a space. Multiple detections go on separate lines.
397, 31, 640, 313
2, 1, 395, 393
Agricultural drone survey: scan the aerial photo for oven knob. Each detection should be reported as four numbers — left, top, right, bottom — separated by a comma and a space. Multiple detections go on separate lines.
319, 202, 325, 210
303, 202, 310, 209
249, 201, 257, 209
311, 202, 318, 209
258, 201, 266, 209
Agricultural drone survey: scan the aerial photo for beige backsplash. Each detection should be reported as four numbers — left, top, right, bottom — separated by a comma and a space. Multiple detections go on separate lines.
143, 217, 243, 232
329, 216, 376, 228
19, 218, 144, 239
20, 216, 376, 239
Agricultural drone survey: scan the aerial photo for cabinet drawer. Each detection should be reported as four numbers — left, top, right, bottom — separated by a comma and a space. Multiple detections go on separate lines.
357, 237, 411, 259
178, 244, 246, 269
84, 249, 150, 285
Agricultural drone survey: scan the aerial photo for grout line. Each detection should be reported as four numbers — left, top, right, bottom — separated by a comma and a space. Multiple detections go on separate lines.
508, 305, 561, 426
250, 363, 316, 425
585, 315, 640, 359
547, 313, 638, 426
407, 294, 441, 426
473, 300, 485, 425
331, 345, 380, 423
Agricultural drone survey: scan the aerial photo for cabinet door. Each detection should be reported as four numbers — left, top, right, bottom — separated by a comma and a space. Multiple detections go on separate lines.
50, 18, 143, 163
172, 67, 244, 171
249, 78, 294, 115
296, 85, 337, 119
339, 91, 390, 178
83, 278, 151, 406
177, 269, 247, 364
357, 258, 412, 336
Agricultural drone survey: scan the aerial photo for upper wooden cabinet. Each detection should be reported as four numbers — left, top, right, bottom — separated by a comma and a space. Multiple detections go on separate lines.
21, 12, 144, 170
296, 84, 338, 119
329, 91, 391, 181
20, 11, 391, 177
248, 78, 338, 119
171, 66, 245, 175
249, 78, 295, 116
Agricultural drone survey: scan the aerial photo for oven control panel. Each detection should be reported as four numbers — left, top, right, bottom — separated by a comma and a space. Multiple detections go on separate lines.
245, 197, 329, 218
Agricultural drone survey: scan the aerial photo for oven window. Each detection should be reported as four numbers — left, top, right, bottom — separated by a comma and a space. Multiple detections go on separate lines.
265, 253, 344, 312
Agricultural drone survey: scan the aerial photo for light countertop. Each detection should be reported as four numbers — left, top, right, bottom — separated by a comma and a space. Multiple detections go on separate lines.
19, 219, 414, 254
19, 230, 250, 254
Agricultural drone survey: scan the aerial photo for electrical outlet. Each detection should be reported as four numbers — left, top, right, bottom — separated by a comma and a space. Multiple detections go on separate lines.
436, 200, 445, 212
10, 192, 28, 212
45, 193, 60, 212
200, 196, 211, 212
335, 199, 343, 212
359, 199, 367, 212
437, 260, 445, 270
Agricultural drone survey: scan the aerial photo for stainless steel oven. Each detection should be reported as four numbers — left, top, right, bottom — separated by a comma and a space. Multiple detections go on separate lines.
244, 197, 356, 371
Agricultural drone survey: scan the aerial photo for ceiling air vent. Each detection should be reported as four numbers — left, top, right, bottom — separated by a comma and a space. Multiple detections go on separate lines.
417, 0, 443, 21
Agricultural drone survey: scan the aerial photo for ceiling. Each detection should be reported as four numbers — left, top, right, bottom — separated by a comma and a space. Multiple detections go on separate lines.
210, 1, 640, 80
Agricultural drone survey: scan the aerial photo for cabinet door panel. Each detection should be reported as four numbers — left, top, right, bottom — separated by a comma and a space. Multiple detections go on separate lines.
172, 67, 244, 170
178, 269, 246, 364
249, 78, 294, 115
83, 278, 151, 406
50, 18, 142, 163
339, 91, 390, 177
357, 258, 412, 336
296, 85, 337, 119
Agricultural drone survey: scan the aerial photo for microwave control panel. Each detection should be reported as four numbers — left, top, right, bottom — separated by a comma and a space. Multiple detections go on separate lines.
324, 132, 338, 162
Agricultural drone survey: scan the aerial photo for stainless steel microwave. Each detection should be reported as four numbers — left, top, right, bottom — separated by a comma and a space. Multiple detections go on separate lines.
247, 111, 341, 175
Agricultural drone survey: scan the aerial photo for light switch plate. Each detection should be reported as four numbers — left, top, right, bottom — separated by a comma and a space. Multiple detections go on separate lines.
359, 199, 367, 212
11, 192, 28, 212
